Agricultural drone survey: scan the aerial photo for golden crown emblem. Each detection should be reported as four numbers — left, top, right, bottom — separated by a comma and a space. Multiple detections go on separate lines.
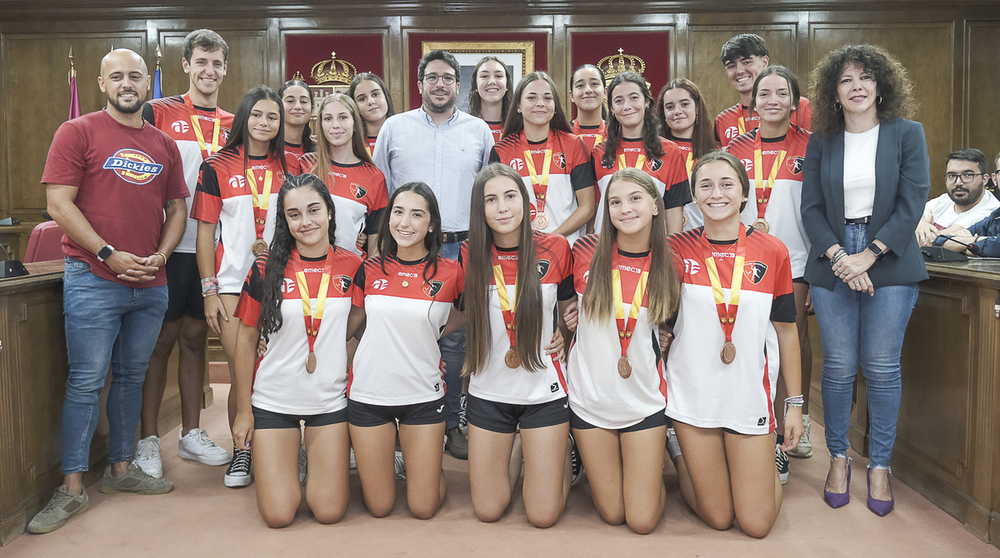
598, 48, 646, 82
311, 52, 357, 85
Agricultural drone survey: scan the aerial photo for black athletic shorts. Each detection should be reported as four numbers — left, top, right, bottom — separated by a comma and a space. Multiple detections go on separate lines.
164, 252, 205, 322
467, 394, 569, 434
347, 397, 446, 427
569, 408, 667, 433
252, 405, 347, 430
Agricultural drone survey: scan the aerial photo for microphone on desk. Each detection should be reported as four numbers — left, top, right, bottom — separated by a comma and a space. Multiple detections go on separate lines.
936, 235, 981, 255
0, 236, 28, 279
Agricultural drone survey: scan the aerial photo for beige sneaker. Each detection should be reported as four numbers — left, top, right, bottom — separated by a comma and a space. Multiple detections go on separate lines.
27, 485, 90, 534
100, 462, 174, 495
788, 414, 814, 458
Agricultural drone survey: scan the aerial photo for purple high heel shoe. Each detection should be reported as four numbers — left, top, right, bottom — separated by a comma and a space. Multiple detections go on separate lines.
867, 468, 895, 516
823, 456, 851, 509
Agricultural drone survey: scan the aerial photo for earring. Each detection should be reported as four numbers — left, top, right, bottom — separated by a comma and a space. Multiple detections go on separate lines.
876, 95, 882, 105
834, 101, 842, 112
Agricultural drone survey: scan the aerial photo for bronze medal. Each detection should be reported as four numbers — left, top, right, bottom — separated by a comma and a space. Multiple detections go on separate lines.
532, 211, 549, 230
751, 218, 769, 233
504, 347, 521, 369
721, 341, 736, 365
252, 238, 268, 257
306, 351, 317, 374
617, 355, 632, 379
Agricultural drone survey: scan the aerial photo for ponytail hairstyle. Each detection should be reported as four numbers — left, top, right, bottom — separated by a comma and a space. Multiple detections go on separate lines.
376, 181, 444, 284
690, 149, 751, 213
278, 79, 316, 153
463, 163, 545, 376
602, 71, 665, 169
313, 93, 373, 185
582, 168, 679, 325
257, 174, 337, 341
501, 71, 573, 140
468, 56, 513, 121
224, 85, 289, 176
656, 78, 715, 159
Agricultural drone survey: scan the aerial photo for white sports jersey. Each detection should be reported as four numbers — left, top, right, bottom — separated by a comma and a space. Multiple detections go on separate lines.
348, 255, 464, 405
567, 235, 667, 429
299, 154, 389, 255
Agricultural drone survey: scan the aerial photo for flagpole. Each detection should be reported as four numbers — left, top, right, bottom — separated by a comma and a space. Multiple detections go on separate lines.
153, 44, 162, 99
68, 47, 80, 120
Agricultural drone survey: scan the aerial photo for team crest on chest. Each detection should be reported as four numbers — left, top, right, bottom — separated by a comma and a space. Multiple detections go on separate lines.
554, 152, 566, 170
786, 156, 804, 175
422, 280, 444, 298
351, 182, 367, 199
332, 275, 353, 294
648, 158, 662, 172
103, 149, 164, 185
744, 261, 767, 284
537, 259, 551, 279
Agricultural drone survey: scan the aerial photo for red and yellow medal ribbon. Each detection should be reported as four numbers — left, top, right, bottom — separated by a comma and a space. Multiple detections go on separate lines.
617, 152, 647, 172
523, 133, 553, 213
246, 165, 274, 241
753, 133, 787, 220
291, 247, 336, 357
737, 106, 748, 136
183, 93, 222, 158
702, 230, 746, 345
491, 247, 519, 351
685, 151, 695, 176
611, 248, 651, 359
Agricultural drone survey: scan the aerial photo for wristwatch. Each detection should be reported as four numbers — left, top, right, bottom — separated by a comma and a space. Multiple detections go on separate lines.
97, 244, 114, 262
866, 242, 886, 260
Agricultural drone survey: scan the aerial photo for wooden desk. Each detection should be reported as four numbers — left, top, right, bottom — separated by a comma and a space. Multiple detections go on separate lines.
809, 259, 1000, 549
0, 223, 36, 261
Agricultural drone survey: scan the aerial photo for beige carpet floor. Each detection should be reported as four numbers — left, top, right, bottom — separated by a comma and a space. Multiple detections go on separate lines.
6, 384, 998, 557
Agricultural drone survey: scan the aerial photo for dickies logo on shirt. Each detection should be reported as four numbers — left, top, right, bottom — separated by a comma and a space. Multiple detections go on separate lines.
372, 278, 388, 291
102, 149, 164, 185
350, 182, 367, 199
508, 158, 525, 172
744, 261, 768, 284
537, 259, 551, 279
684, 259, 701, 275
171, 120, 190, 133
332, 275, 353, 295
786, 156, 804, 175
228, 174, 246, 190
422, 280, 444, 298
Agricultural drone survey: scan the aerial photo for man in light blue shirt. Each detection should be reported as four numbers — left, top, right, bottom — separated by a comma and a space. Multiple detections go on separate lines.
373, 50, 493, 459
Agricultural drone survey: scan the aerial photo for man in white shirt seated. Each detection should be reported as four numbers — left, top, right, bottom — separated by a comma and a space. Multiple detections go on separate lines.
915, 148, 1000, 246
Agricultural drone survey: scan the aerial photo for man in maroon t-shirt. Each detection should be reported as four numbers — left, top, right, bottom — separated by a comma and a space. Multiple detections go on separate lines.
28, 48, 187, 535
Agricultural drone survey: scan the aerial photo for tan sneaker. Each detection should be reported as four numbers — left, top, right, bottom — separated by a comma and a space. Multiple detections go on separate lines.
100, 462, 174, 495
27, 485, 90, 534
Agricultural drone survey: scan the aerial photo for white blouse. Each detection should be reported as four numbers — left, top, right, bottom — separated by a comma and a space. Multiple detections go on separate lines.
842, 124, 879, 219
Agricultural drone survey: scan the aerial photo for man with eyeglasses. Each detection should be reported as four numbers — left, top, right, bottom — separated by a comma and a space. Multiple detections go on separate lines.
915, 148, 999, 247
373, 49, 494, 460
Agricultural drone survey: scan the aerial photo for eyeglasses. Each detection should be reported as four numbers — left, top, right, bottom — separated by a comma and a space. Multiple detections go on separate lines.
423, 74, 456, 85
944, 172, 982, 184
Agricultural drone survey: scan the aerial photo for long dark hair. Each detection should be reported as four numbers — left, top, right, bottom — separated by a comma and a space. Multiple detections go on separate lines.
257, 174, 337, 340
349, 72, 396, 123
278, 79, 315, 153
603, 71, 665, 168
224, 85, 288, 176
501, 71, 573, 139
656, 78, 715, 159
377, 181, 444, 284
582, 168, 678, 325
750, 65, 801, 120
468, 56, 513, 121
571, 63, 609, 121
463, 163, 546, 376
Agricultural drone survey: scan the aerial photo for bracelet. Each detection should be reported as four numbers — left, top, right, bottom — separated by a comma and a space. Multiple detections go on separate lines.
201, 276, 220, 298
829, 248, 847, 267
784, 395, 805, 418
152, 252, 167, 266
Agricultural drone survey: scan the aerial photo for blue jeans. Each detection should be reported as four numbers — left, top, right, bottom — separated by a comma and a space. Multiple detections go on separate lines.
438, 240, 466, 430
61, 258, 168, 474
810, 224, 918, 468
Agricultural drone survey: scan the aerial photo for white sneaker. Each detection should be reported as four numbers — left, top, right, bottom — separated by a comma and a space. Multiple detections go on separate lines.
178, 428, 232, 466
349, 447, 357, 469
133, 436, 162, 479
299, 447, 308, 485
224, 448, 253, 488
394, 450, 406, 480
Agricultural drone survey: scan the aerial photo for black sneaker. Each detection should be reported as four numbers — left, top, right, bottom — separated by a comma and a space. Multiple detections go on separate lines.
225, 448, 253, 488
445, 427, 468, 460
569, 432, 583, 486
458, 394, 469, 436
775, 443, 790, 485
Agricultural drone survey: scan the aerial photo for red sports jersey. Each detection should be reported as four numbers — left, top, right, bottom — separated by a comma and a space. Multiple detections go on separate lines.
592, 137, 691, 233
715, 97, 812, 148
144, 94, 234, 254
284, 141, 305, 160
190, 147, 298, 292
724, 125, 812, 278
571, 119, 607, 153
665, 227, 795, 434
671, 138, 705, 232
489, 130, 596, 242
364, 136, 377, 159
348, 255, 464, 405
235, 248, 363, 415
567, 234, 667, 429
485, 121, 504, 144
460, 232, 575, 405
299, 153, 389, 255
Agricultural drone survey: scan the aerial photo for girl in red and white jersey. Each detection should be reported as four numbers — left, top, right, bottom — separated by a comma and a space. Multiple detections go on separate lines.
279, 79, 315, 159
489, 71, 596, 243
592, 72, 689, 235
569, 64, 608, 153
656, 78, 716, 232
231, 174, 363, 527
462, 163, 575, 528
723, 66, 814, 460
344, 182, 464, 519
299, 93, 388, 256
469, 56, 513, 143
191, 86, 299, 486
349, 72, 396, 158
568, 168, 679, 534
665, 150, 803, 538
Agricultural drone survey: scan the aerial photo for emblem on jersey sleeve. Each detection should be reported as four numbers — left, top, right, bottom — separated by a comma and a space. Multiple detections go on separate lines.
103, 149, 164, 185
725, 126, 739, 140
554, 152, 566, 170
228, 174, 246, 190
648, 158, 662, 172
171, 120, 190, 133
537, 259, 551, 279
351, 182, 367, 199
786, 156, 804, 175
683, 259, 701, 275
508, 158, 525, 172
740, 158, 753, 172
332, 275, 353, 294
422, 280, 444, 298
744, 261, 767, 284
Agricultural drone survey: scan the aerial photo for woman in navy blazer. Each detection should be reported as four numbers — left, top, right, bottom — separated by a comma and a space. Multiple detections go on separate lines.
801, 44, 929, 517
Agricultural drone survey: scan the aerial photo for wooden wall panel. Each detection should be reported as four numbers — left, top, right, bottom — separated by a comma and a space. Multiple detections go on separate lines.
2, 33, 144, 219
966, 21, 1000, 173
